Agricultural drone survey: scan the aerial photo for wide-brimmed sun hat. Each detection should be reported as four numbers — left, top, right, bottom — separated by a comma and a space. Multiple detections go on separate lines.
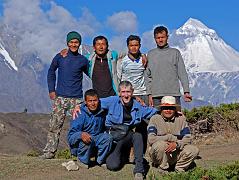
158, 96, 181, 111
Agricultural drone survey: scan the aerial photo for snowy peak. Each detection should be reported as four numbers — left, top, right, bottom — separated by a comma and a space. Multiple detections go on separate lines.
171, 18, 239, 73
0, 41, 18, 71
176, 18, 217, 39
182, 18, 210, 31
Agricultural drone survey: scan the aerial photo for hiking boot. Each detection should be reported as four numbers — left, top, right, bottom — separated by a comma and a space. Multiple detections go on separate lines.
134, 173, 144, 180
39, 152, 55, 159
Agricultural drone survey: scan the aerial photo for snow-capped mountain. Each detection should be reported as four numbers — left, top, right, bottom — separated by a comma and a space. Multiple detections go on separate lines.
170, 18, 239, 106
0, 41, 18, 71
0, 24, 92, 113
171, 18, 239, 73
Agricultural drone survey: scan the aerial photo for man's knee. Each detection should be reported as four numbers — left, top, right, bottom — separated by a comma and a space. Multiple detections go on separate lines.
151, 141, 168, 152
149, 141, 167, 161
106, 156, 121, 171
183, 145, 199, 158
102, 133, 113, 143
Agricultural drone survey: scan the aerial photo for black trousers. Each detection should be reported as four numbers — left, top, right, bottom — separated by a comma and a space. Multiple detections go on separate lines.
106, 131, 144, 174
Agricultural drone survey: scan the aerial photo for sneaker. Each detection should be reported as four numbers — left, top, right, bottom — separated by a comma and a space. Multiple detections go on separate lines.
134, 173, 144, 180
39, 152, 55, 159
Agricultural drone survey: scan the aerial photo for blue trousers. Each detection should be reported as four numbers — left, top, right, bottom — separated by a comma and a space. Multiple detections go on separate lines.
77, 133, 113, 165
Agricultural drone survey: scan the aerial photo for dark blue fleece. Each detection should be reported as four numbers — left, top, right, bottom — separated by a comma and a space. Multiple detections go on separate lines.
47, 50, 89, 98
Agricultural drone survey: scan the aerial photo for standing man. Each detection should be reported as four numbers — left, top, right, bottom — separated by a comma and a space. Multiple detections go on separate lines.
147, 26, 192, 108
67, 89, 113, 167
117, 35, 151, 154
147, 96, 199, 173
41, 31, 89, 159
117, 35, 151, 105
101, 81, 158, 180
87, 36, 118, 98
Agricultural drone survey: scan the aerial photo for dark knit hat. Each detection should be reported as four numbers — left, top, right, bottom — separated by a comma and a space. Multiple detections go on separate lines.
66, 31, 82, 44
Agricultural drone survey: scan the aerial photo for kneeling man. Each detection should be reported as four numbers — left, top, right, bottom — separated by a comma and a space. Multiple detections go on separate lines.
67, 89, 113, 167
147, 96, 199, 172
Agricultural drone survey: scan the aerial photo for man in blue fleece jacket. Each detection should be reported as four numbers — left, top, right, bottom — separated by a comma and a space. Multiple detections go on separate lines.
41, 31, 89, 159
101, 81, 158, 180
68, 89, 113, 168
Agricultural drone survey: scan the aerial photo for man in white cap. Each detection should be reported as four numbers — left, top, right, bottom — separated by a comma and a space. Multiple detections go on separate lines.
147, 96, 199, 173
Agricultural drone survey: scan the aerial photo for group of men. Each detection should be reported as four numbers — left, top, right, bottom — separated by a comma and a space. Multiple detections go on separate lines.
40, 26, 199, 180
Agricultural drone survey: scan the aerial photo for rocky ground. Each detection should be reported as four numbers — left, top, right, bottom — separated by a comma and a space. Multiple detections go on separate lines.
0, 112, 239, 180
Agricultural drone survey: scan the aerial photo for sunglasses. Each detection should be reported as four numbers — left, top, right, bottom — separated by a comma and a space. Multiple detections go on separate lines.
161, 106, 176, 111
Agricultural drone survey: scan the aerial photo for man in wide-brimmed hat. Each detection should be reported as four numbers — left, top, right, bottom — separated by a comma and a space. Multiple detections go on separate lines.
147, 96, 199, 173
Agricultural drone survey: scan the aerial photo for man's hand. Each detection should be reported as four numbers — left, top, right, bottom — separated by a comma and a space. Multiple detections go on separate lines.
49, 92, 56, 100
141, 54, 148, 68
81, 132, 91, 144
149, 95, 154, 107
60, 48, 68, 57
165, 142, 177, 153
184, 92, 192, 102
72, 105, 81, 119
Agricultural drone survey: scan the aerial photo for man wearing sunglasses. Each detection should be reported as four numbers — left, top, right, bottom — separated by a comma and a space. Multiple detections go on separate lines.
147, 96, 199, 173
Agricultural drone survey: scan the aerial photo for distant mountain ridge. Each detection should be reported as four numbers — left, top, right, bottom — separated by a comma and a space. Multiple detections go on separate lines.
0, 18, 238, 112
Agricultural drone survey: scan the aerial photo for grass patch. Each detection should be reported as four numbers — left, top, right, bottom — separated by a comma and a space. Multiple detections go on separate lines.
148, 161, 239, 180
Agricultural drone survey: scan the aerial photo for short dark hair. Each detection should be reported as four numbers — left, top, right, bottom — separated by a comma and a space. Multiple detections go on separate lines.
126, 35, 141, 45
153, 26, 168, 37
84, 89, 99, 100
93, 35, 109, 47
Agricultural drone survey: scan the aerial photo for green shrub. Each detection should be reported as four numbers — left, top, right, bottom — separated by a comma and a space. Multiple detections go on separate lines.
55, 149, 73, 159
183, 103, 239, 131
159, 161, 239, 180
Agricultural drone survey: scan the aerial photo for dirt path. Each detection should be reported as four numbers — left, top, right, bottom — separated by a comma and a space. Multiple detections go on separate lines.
1, 142, 239, 180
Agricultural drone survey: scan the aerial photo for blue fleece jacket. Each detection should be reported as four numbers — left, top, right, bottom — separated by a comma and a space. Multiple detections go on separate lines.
100, 96, 158, 127
67, 104, 106, 147
47, 50, 89, 98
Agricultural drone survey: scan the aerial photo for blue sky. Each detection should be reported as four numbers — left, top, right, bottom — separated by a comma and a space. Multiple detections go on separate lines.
0, 0, 238, 61
54, 0, 239, 51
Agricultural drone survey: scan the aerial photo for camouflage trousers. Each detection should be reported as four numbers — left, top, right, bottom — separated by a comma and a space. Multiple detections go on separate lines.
43, 96, 83, 154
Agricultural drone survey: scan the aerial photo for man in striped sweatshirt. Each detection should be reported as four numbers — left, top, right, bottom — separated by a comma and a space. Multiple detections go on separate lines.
147, 96, 199, 173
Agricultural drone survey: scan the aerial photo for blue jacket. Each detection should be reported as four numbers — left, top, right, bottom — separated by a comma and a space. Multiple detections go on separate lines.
100, 96, 158, 127
86, 50, 119, 95
67, 104, 106, 155
47, 51, 89, 98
